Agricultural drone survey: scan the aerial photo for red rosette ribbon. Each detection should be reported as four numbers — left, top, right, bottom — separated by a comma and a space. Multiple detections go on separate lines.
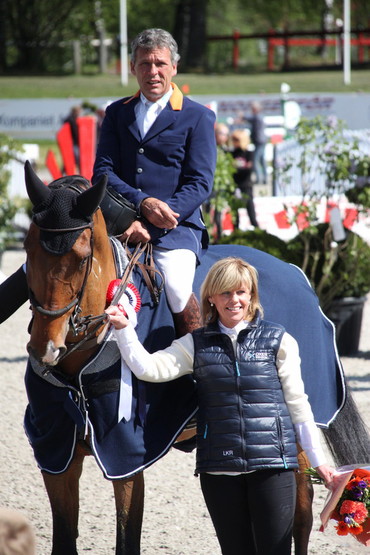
106, 280, 141, 313
124, 282, 141, 313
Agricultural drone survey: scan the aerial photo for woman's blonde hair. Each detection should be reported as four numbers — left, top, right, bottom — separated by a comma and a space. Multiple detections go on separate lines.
215, 122, 230, 146
200, 257, 263, 324
231, 128, 250, 150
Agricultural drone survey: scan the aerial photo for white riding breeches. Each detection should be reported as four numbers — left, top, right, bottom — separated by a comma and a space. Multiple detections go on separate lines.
152, 247, 196, 313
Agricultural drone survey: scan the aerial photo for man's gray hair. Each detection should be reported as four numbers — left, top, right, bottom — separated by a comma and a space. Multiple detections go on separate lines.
131, 28, 180, 65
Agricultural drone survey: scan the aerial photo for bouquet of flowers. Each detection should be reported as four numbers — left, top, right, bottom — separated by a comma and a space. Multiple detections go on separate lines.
307, 465, 370, 546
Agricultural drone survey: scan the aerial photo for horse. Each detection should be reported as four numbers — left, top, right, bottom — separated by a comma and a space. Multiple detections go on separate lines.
22, 162, 199, 554
20, 161, 370, 554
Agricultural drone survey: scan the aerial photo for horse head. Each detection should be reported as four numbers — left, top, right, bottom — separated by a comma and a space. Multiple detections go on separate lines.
23, 161, 115, 372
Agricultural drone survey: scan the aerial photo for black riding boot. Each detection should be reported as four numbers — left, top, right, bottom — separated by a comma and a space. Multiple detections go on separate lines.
172, 292, 202, 338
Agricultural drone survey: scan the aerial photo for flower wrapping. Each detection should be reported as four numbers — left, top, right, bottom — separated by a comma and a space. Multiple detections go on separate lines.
320, 465, 370, 546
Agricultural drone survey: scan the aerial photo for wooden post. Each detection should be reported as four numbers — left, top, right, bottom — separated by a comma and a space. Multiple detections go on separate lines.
73, 40, 81, 75
358, 31, 364, 63
98, 30, 108, 73
283, 28, 290, 69
232, 29, 240, 70
267, 29, 275, 71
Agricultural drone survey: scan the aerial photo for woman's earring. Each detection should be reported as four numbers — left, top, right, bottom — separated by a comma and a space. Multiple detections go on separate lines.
210, 302, 214, 307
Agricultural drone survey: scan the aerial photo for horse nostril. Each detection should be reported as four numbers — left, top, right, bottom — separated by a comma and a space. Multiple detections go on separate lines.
27, 341, 67, 366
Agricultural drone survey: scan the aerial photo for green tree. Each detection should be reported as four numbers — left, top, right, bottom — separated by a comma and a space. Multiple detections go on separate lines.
2, 0, 369, 74
173, 0, 207, 71
2, 0, 113, 73
126, 0, 175, 40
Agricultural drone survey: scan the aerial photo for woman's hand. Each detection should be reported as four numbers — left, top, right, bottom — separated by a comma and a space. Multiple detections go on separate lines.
105, 305, 129, 329
315, 464, 338, 490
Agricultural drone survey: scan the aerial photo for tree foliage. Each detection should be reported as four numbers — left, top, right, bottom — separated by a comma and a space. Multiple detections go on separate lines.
1, 0, 369, 74
3, 0, 79, 71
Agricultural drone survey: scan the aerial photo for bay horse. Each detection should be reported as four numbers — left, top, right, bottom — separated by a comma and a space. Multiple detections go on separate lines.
20, 161, 370, 554
23, 161, 198, 554
23, 165, 143, 554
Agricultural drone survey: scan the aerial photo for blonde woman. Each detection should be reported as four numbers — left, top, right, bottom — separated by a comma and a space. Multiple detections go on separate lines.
106, 256, 335, 555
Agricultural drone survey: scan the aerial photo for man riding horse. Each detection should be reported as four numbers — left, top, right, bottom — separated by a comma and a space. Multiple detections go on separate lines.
93, 28, 217, 338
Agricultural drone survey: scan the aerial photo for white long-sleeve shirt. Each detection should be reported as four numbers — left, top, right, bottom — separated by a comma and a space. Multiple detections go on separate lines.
114, 319, 326, 468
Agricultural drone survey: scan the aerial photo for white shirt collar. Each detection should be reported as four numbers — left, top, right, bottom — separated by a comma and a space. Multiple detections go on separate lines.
140, 88, 172, 109
218, 320, 249, 337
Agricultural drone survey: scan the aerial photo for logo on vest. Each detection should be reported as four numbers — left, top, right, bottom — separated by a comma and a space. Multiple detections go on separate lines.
223, 450, 234, 456
246, 350, 271, 361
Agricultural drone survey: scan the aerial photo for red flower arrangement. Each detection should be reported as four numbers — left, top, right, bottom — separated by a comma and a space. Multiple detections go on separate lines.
312, 465, 370, 546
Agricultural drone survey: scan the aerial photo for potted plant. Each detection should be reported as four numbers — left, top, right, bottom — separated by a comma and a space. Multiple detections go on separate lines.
286, 223, 370, 355
275, 116, 370, 355
0, 134, 25, 262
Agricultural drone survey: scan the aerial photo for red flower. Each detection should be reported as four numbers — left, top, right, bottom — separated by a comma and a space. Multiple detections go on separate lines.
340, 500, 368, 524
353, 469, 370, 479
350, 525, 364, 535
336, 521, 350, 535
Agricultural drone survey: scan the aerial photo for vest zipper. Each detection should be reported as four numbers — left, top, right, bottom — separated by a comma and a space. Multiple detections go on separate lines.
276, 416, 288, 469
235, 346, 247, 470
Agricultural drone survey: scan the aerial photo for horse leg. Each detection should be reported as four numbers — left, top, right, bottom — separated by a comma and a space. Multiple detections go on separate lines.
113, 471, 144, 555
42, 450, 85, 555
293, 444, 314, 555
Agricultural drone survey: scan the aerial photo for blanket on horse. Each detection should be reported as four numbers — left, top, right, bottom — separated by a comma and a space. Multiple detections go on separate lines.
24, 239, 198, 478
24, 243, 344, 478
195, 245, 345, 428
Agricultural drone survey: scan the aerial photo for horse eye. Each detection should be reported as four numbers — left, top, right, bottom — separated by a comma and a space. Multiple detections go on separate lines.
79, 257, 89, 269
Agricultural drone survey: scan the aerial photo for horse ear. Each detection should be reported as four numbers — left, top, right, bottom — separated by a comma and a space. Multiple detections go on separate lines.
75, 175, 108, 218
24, 160, 51, 207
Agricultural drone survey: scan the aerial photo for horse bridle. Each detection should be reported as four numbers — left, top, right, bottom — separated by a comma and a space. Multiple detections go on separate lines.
28, 181, 165, 364
28, 219, 110, 361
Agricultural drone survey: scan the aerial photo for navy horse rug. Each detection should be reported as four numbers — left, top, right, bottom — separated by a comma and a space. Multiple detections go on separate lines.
24, 242, 345, 479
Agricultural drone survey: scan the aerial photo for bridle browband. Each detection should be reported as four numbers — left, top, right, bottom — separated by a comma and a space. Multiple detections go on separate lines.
34, 222, 94, 233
